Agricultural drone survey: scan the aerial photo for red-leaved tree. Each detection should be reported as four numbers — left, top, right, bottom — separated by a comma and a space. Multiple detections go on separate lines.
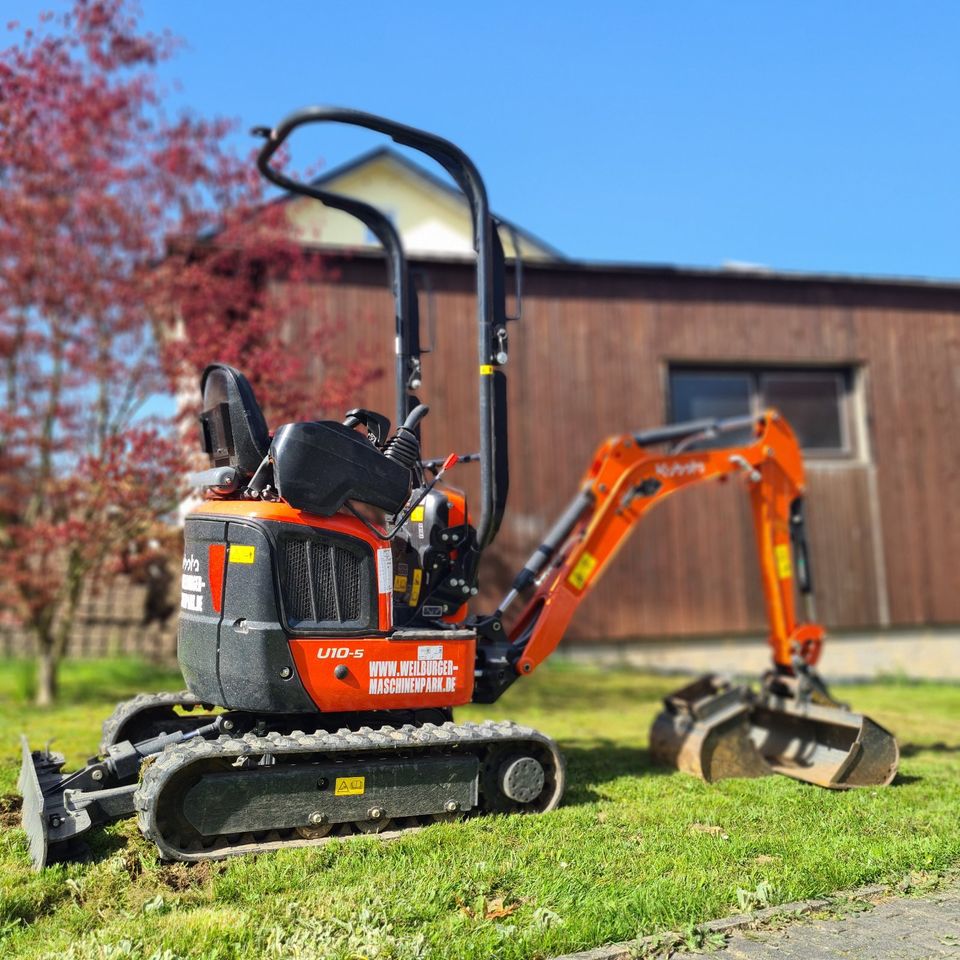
0, 1, 379, 704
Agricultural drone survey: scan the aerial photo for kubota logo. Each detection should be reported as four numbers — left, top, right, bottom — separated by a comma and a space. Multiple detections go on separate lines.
655, 460, 707, 479
316, 647, 364, 660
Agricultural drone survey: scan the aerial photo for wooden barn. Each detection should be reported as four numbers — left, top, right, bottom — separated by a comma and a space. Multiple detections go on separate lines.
9, 148, 957, 669
289, 248, 960, 648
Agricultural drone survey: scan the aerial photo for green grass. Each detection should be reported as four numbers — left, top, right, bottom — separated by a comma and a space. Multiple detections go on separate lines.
2, 657, 960, 960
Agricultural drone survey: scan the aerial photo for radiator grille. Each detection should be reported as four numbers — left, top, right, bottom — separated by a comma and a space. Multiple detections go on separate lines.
283, 540, 313, 622
280, 537, 366, 626
337, 550, 363, 620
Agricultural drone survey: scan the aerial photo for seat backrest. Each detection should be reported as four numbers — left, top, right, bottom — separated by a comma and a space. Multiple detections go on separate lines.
198, 363, 271, 478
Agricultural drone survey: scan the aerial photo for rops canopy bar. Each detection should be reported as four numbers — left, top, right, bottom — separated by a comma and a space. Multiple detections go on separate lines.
256, 107, 510, 549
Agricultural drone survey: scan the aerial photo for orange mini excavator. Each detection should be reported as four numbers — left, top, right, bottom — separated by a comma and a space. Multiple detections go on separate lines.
18, 108, 898, 869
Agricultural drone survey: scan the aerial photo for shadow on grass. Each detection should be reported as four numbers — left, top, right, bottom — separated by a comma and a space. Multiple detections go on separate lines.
900, 741, 960, 758
892, 773, 923, 786
561, 742, 672, 804
564, 739, 925, 797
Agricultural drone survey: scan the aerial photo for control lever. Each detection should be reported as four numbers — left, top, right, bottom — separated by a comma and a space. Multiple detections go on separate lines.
343, 408, 392, 447
422, 452, 480, 472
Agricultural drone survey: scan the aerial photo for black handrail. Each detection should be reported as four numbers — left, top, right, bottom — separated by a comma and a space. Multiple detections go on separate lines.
255, 107, 510, 548
255, 130, 421, 430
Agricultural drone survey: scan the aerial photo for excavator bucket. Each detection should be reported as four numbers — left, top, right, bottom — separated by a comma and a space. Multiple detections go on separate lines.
748, 690, 900, 788
649, 675, 773, 782
650, 674, 900, 789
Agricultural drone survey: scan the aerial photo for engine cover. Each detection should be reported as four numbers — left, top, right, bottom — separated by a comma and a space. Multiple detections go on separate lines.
178, 500, 475, 715
179, 501, 393, 713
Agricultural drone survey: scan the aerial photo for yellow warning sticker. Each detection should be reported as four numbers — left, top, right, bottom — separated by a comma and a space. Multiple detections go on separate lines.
480, 364, 494, 375
229, 545, 256, 564
335, 776, 365, 797
567, 552, 598, 591
410, 505, 425, 522
774, 544, 792, 580
394, 574, 409, 592
408, 568, 423, 606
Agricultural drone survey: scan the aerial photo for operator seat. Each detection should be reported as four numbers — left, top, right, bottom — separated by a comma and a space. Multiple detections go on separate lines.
198, 363, 271, 480
198, 362, 413, 517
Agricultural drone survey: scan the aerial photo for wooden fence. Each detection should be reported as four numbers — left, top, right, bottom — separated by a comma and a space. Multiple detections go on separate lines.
0, 574, 178, 661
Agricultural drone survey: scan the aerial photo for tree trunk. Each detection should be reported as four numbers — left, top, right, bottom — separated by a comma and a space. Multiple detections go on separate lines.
35, 644, 57, 707
46, 548, 87, 706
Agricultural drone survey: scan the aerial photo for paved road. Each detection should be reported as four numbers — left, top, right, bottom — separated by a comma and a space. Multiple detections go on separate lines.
686, 885, 960, 959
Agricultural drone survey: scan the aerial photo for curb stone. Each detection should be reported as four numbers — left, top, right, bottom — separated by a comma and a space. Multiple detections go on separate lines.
552, 881, 913, 960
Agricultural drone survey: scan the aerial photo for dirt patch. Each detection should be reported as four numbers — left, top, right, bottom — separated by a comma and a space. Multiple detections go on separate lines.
689, 823, 730, 839
158, 860, 215, 891
112, 850, 144, 882
0, 794, 22, 829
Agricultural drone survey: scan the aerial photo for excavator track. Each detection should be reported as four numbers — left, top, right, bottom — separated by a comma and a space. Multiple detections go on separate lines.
136, 719, 565, 863
100, 692, 217, 753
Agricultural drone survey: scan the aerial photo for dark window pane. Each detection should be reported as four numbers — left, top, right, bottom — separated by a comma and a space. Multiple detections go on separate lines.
761, 373, 845, 450
669, 372, 754, 449
670, 372, 752, 422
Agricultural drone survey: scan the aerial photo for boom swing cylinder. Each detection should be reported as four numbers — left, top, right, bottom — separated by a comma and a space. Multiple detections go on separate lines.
16, 106, 897, 871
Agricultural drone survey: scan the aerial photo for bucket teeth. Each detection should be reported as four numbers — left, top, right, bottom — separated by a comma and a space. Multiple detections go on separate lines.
650, 673, 900, 789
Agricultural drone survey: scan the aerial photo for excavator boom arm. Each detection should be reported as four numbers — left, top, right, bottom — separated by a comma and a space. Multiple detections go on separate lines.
506, 411, 823, 675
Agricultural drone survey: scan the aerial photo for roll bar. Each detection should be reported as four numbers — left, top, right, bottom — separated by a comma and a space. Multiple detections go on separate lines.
255, 131, 422, 430
254, 107, 510, 548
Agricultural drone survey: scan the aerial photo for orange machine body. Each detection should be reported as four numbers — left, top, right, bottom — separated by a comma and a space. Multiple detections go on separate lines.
190, 498, 476, 713
188, 413, 819, 716
288, 635, 476, 711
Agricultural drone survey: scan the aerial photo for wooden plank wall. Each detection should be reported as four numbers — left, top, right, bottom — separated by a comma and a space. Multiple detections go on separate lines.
0, 575, 178, 659
277, 255, 960, 642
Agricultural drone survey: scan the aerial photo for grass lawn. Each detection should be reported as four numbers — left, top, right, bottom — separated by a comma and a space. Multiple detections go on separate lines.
1, 657, 960, 960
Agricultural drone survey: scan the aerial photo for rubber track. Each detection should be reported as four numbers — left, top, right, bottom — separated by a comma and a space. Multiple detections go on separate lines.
99, 691, 210, 754
135, 719, 565, 863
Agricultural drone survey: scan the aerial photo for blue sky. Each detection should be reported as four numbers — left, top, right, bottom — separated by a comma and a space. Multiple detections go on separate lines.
15, 1, 960, 278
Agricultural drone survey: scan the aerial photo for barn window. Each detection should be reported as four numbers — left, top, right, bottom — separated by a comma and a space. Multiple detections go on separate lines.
668, 366, 855, 456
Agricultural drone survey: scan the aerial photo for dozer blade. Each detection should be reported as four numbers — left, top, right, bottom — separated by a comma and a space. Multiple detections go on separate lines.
18, 736, 92, 869
748, 692, 900, 789
18, 735, 143, 869
649, 675, 773, 782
